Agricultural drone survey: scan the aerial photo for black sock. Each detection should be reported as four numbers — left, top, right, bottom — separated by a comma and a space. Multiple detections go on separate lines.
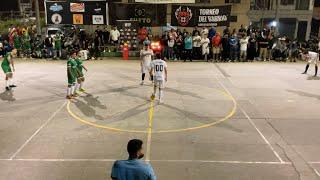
142, 73, 145, 81
304, 64, 310, 73
315, 66, 318, 76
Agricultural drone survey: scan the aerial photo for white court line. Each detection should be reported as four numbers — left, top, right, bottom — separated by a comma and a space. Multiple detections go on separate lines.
0, 158, 291, 164
9, 101, 67, 160
214, 77, 284, 164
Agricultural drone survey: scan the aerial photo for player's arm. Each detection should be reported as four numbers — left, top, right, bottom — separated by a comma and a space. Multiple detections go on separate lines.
164, 67, 168, 82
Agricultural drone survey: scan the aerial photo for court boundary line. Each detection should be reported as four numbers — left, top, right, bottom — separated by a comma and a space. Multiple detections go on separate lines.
9, 101, 67, 160
214, 76, 284, 163
146, 100, 154, 162
0, 158, 291, 164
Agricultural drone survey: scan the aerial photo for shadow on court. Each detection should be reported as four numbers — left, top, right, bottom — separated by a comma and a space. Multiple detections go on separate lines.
287, 89, 320, 100
0, 90, 16, 102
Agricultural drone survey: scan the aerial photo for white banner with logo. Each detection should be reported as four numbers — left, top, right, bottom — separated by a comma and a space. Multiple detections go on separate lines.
135, 0, 195, 3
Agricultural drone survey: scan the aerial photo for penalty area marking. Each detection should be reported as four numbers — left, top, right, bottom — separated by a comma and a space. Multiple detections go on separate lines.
67, 88, 237, 133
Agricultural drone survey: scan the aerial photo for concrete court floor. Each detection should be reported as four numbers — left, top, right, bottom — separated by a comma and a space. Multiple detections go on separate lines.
1, 58, 320, 180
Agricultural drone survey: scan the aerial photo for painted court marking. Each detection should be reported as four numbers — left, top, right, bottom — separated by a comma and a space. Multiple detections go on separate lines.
146, 99, 154, 162
66, 88, 237, 133
9, 101, 67, 160
0, 158, 291, 165
215, 76, 284, 163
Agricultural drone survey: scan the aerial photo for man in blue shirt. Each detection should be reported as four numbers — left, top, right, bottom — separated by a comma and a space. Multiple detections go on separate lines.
111, 139, 156, 180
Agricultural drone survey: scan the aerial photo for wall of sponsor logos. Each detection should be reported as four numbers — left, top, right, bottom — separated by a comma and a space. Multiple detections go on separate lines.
45, 1, 108, 25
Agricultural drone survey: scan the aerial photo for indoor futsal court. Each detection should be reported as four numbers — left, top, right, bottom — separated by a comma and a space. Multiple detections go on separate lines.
1, 59, 320, 179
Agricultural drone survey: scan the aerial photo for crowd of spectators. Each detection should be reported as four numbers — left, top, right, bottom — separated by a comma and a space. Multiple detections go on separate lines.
158, 25, 314, 62
1, 24, 318, 62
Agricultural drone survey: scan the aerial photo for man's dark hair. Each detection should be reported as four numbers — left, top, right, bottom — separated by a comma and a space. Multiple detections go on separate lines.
155, 53, 161, 59
127, 139, 143, 158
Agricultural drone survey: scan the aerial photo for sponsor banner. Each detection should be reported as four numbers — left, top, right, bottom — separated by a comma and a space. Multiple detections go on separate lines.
73, 14, 84, 24
92, 15, 104, 25
109, 3, 167, 27
171, 5, 231, 27
45, 1, 108, 25
135, 0, 195, 3
70, 3, 85, 13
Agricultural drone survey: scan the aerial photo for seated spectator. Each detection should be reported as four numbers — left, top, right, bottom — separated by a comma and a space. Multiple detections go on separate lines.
111, 139, 156, 180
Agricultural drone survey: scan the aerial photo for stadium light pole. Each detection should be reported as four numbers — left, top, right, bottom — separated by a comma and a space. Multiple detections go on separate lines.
34, 0, 41, 35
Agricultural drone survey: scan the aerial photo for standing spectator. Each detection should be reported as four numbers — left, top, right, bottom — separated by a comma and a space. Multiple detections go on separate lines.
44, 35, 53, 58
168, 28, 177, 40
221, 34, 230, 62
13, 32, 21, 57
212, 32, 221, 62
239, 35, 249, 61
79, 29, 87, 49
110, 26, 120, 45
138, 26, 148, 44
200, 35, 210, 62
192, 32, 201, 60
247, 33, 257, 61
182, 29, 188, 37
258, 34, 269, 61
143, 37, 151, 46
111, 139, 156, 180
167, 37, 175, 60
201, 27, 209, 37
267, 35, 275, 61
223, 26, 230, 36
161, 32, 169, 60
208, 26, 216, 41
103, 27, 110, 46
95, 26, 104, 45
238, 25, 246, 37
229, 34, 239, 62
54, 33, 62, 59
93, 32, 101, 59
184, 33, 193, 62
192, 27, 200, 36
175, 35, 184, 60
22, 31, 31, 58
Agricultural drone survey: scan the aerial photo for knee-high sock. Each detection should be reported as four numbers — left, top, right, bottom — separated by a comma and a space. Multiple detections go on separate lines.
6, 80, 9, 87
159, 88, 163, 100
71, 85, 75, 95
67, 87, 72, 96
304, 64, 310, 73
80, 81, 83, 89
142, 73, 145, 81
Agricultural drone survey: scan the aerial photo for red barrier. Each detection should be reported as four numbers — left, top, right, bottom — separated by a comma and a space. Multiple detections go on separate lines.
122, 44, 129, 60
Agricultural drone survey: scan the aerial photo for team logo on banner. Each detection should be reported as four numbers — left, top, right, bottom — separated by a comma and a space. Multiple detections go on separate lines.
70, 3, 85, 12
92, 15, 104, 25
51, 13, 62, 24
73, 14, 83, 24
49, 3, 63, 12
175, 6, 192, 26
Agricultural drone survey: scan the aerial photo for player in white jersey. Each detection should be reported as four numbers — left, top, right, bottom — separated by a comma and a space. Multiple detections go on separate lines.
301, 49, 318, 77
140, 44, 154, 85
150, 53, 168, 104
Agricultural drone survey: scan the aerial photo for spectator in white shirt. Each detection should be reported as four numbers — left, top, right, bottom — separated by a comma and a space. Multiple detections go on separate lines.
200, 35, 210, 62
193, 32, 201, 59
109, 26, 120, 45
167, 37, 175, 60
240, 35, 249, 61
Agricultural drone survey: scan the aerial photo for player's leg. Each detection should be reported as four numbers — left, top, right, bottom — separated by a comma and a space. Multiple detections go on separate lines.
8, 72, 16, 88
141, 73, 145, 85
5, 75, 10, 91
315, 62, 318, 77
158, 81, 164, 104
151, 81, 157, 100
79, 77, 85, 92
302, 62, 310, 74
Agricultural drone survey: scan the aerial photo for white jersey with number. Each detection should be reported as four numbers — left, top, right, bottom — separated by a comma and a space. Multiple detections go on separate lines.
151, 59, 167, 81
140, 49, 154, 73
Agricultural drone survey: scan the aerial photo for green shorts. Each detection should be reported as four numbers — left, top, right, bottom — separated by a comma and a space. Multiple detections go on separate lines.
68, 74, 76, 85
1, 65, 12, 74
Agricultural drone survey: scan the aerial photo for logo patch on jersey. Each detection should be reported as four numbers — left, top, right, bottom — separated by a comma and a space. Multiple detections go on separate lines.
175, 6, 192, 27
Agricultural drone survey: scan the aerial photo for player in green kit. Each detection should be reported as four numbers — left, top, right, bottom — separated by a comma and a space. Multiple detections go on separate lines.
1, 49, 17, 91
66, 51, 79, 99
13, 32, 21, 57
75, 51, 88, 93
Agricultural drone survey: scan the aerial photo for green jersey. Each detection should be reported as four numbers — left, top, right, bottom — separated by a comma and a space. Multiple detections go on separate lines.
75, 58, 83, 72
67, 58, 77, 85
54, 36, 62, 50
13, 35, 21, 49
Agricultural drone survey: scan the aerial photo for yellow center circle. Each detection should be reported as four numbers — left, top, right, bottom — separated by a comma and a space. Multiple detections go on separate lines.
67, 88, 237, 134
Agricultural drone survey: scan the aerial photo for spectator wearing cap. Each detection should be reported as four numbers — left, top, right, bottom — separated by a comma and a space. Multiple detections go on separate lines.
111, 139, 156, 180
